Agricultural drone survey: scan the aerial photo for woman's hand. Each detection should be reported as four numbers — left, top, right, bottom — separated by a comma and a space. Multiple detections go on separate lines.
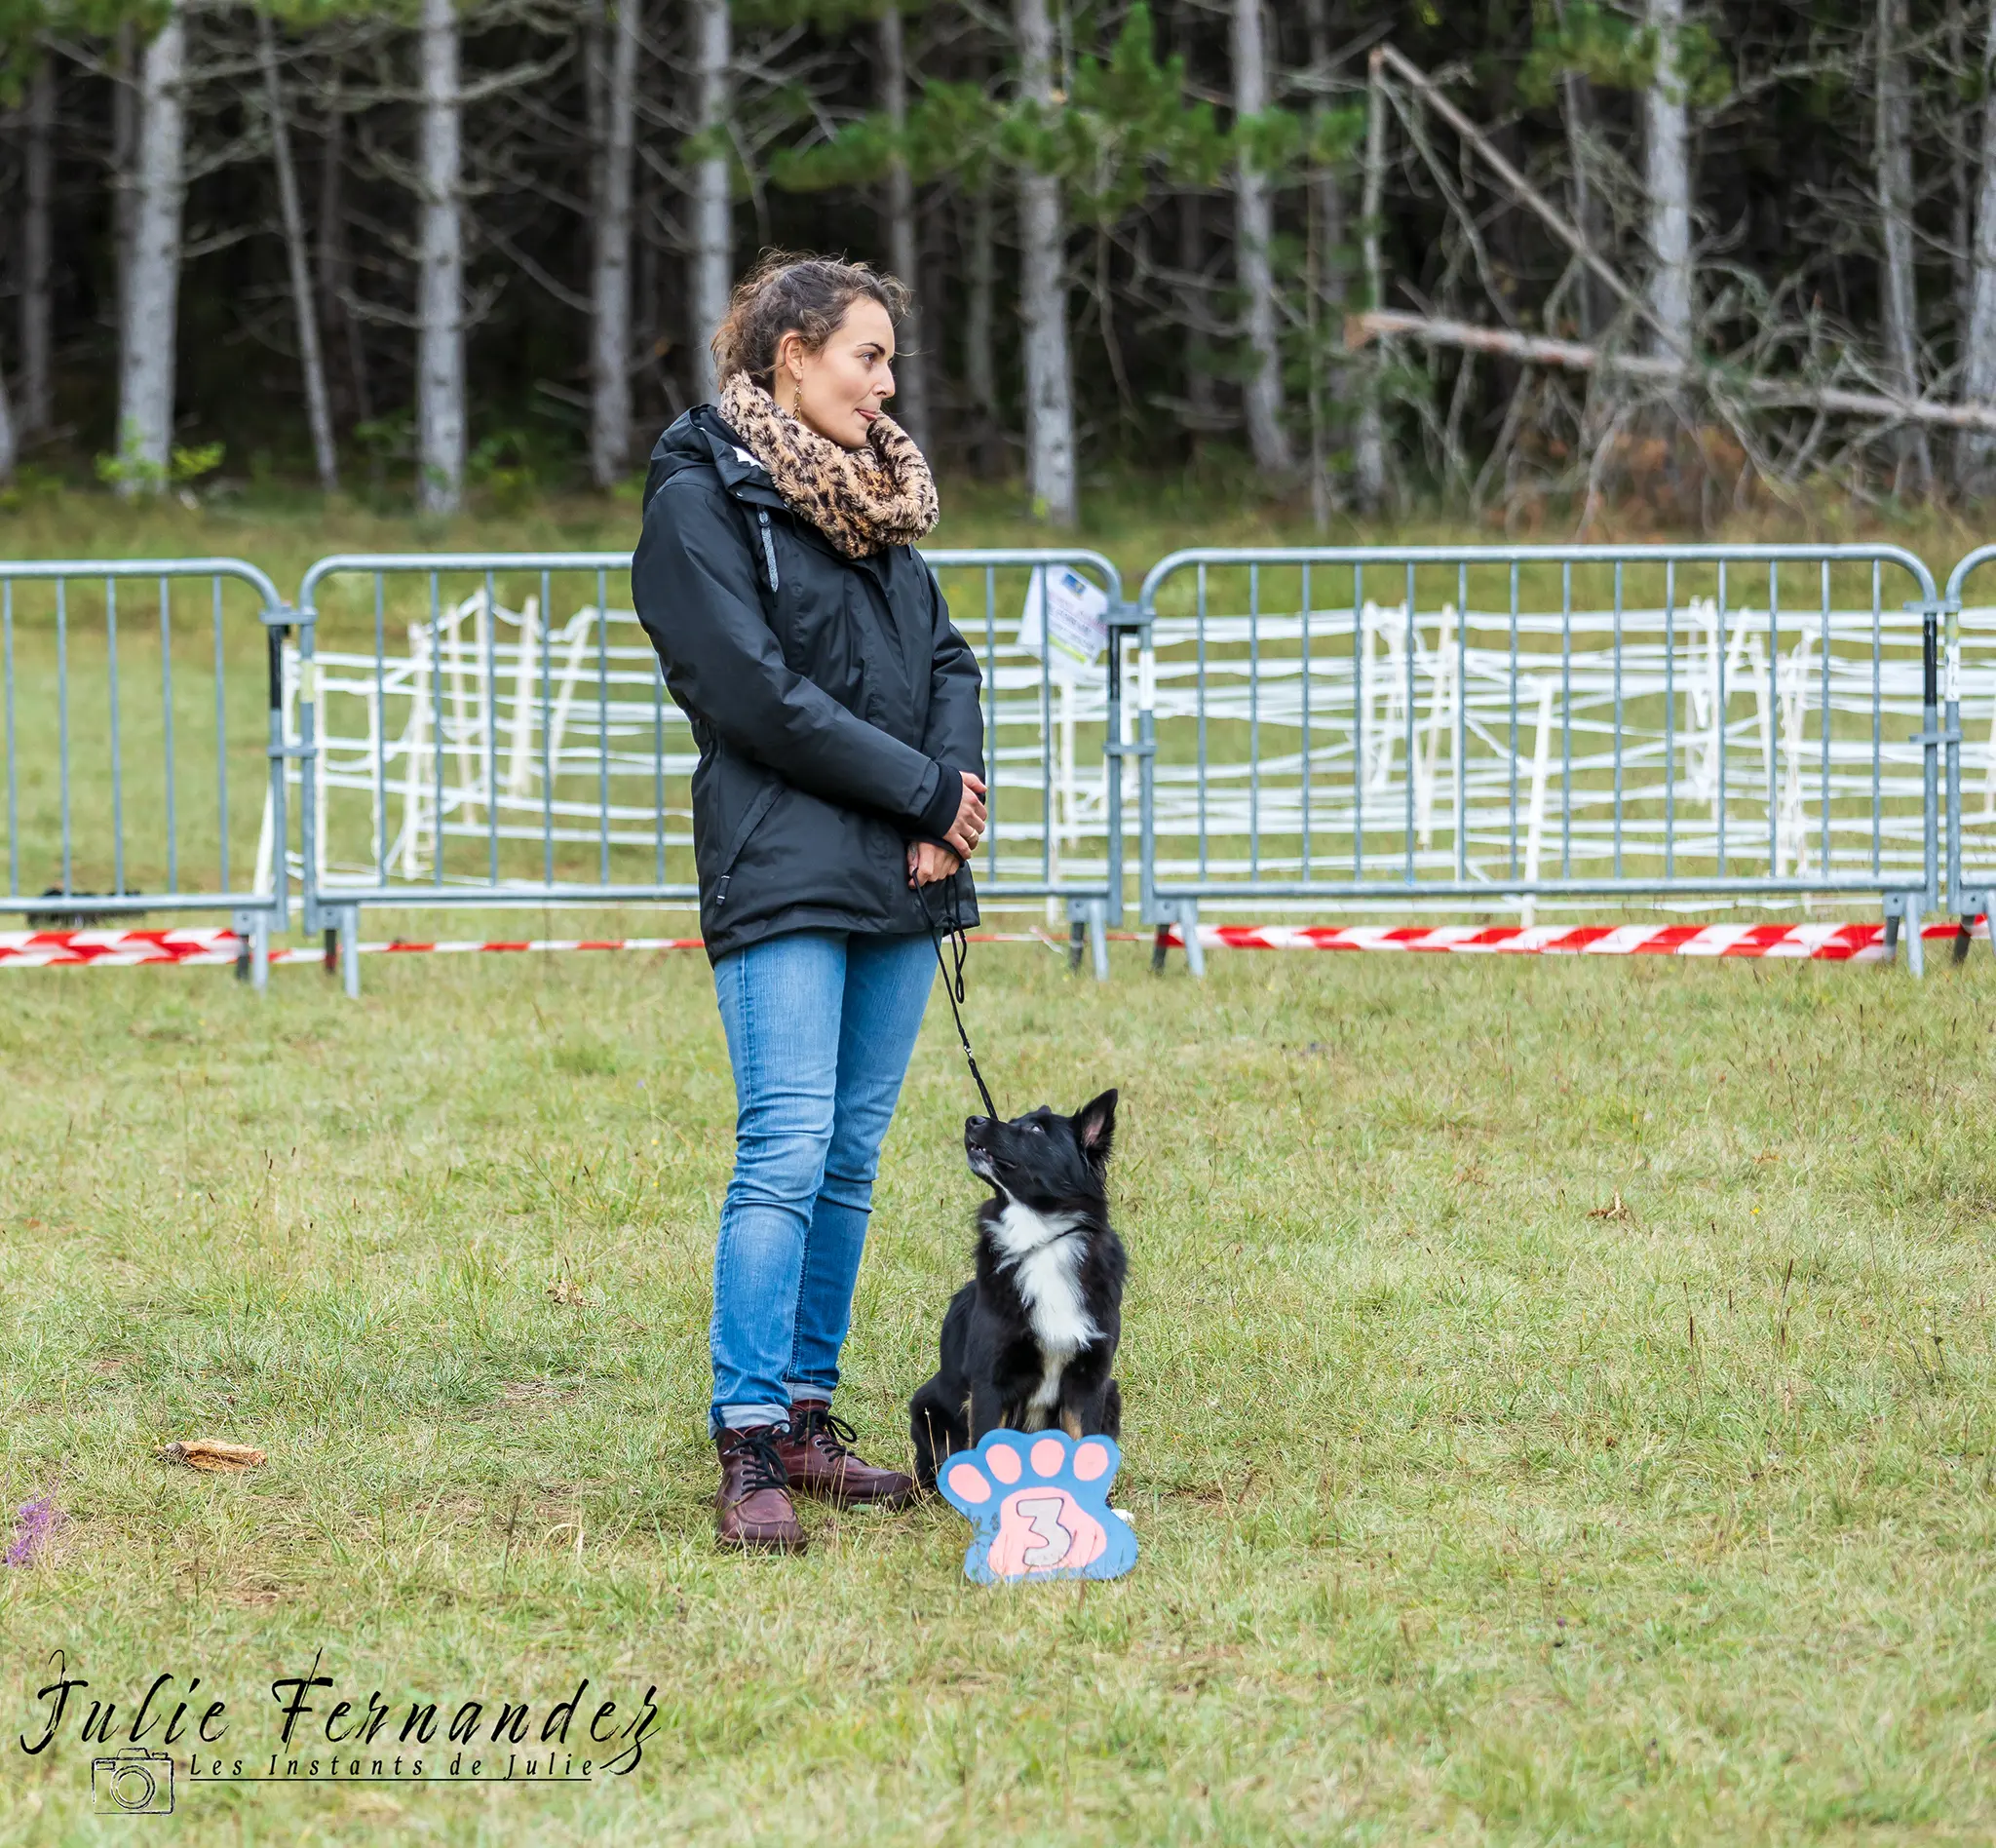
907, 842, 963, 887
942, 772, 987, 859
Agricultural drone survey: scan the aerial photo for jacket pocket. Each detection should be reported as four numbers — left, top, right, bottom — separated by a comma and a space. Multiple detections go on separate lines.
710, 779, 784, 906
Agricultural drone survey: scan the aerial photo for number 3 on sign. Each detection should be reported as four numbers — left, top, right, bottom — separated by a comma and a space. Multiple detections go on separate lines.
937, 1430, 1138, 1584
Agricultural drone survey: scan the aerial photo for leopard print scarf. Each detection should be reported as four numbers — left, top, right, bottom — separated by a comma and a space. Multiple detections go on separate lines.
717, 369, 940, 558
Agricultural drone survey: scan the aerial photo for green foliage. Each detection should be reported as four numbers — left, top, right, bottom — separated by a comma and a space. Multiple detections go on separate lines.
0, 461, 68, 513
768, 113, 902, 194
1232, 106, 1305, 177
1308, 100, 1367, 168
1054, 3, 1231, 212
762, 4, 1363, 225
1519, 1, 1731, 111
93, 432, 226, 494
467, 427, 563, 513
902, 79, 1008, 189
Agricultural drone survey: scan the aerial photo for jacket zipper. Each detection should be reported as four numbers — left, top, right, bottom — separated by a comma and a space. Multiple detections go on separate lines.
756, 509, 779, 592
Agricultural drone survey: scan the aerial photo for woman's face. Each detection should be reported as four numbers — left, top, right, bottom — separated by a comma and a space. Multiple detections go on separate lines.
773, 298, 897, 449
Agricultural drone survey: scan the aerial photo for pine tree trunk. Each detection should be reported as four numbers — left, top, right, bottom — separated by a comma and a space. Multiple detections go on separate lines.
257, 13, 338, 493
1177, 193, 1219, 425
965, 179, 1000, 476
20, 58, 54, 437
1876, 0, 1934, 492
115, 1, 186, 493
415, 0, 464, 515
1552, 0, 1606, 339
1303, 0, 1346, 521
1958, 0, 1996, 483
1641, 0, 1695, 364
0, 360, 16, 486
317, 88, 371, 426
1231, 0, 1290, 473
1950, 0, 1973, 340
690, 0, 731, 402
877, 4, 931, 454
1013, 0, 1077, 525
589, 0, 640, 487
111, 22, 137, 326
634, 166, 671, 421
1354, 50, 1388, 512
1561, 69, 1603, 337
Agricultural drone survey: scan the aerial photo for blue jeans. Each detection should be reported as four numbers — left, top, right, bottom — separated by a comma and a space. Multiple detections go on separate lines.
708, 929, 938, 1436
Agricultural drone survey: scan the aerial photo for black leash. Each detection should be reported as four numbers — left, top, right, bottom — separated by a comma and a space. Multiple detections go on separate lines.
919, 874, 1000, 1121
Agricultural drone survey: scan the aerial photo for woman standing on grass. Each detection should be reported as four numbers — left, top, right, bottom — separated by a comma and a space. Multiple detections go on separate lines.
630, 253, 987, 1552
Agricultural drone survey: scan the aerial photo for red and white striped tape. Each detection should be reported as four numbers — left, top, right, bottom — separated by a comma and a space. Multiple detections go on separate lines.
0, 931, 711, 968
1, 919, 1983, 970
1162, 919, 1986, 961
0, 928, 1051, 968
0, 929, 290, 968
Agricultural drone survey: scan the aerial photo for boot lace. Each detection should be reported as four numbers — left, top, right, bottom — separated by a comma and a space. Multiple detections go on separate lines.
728, 1426, 791, 1494
797, 1405, 861, 1459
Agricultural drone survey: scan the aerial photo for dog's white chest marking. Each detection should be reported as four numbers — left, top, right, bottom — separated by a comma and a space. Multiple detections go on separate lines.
990, 1202, 1097, 1422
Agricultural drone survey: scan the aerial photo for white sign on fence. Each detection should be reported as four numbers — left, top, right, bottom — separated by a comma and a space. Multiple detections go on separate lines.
1017, 566, 1109, 678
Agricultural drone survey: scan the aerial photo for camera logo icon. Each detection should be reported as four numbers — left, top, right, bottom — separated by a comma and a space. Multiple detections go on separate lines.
91, 1747, 174, 1815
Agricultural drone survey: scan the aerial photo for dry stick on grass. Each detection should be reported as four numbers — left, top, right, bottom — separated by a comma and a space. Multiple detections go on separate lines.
161, 1440, 265, 1472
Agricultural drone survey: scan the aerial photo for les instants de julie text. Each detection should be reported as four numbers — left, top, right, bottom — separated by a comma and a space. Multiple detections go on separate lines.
20, 1652, 660, 1780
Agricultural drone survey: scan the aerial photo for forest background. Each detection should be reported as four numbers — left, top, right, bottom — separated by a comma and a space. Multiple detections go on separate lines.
3, 0, 1996, 536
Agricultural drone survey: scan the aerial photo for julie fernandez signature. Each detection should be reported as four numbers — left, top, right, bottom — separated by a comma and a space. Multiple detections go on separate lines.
20, 1650, 661, 1788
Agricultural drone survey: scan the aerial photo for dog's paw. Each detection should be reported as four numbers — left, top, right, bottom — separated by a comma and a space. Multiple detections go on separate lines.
936, 1431, 1137, 1582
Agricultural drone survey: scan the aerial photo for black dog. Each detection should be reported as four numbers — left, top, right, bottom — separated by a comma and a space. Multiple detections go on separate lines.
909, 1090, 1126, 1489
25, 888, 131, 929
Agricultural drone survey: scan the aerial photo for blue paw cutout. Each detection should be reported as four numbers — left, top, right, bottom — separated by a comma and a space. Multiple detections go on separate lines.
936, 1430, 1138, 1584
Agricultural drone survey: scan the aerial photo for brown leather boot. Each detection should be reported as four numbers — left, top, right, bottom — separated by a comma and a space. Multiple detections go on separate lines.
777, 1399, 917, 1509
713, 1425, 807, 1552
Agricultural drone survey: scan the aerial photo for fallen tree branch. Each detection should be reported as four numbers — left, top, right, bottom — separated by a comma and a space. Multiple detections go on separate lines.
1346, 309, 1996, 435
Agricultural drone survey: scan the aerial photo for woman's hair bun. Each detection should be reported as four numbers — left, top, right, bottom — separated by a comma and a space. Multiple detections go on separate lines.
710, 250, 909, 384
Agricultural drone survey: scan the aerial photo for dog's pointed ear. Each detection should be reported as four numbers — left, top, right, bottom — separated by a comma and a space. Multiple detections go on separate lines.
1074, 1089, 1118, 1167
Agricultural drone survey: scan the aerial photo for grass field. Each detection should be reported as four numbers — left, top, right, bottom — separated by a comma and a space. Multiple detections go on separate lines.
3, 937, 1995, 1844
3, 464, 1987, 597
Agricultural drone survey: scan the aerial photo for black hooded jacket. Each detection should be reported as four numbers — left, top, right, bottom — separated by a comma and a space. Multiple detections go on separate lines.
631, 404, 983, 964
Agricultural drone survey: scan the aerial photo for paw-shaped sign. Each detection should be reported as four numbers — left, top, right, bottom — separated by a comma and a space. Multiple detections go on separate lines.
937, 1430, 1137, 1584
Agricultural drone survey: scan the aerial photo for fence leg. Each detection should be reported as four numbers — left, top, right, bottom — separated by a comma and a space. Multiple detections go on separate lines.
231, 909, 270, 996
1077, 898, 1109, 982
1954, 889, 1995, 965
1178, 901, 1206, 979
339, 905, 361, 999
1151, 902, 1206, 977
324, 905, 361, 997
1066, 898, 1109, 980
1067, 897, 1108, 982
321, 902, 361, 989
1884, 893, 1925, 979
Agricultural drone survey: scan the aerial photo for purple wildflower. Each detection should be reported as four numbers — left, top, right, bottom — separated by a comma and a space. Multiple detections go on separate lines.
5, 1495, 63, 1567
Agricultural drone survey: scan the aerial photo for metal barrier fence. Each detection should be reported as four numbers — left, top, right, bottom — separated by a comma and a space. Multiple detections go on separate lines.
10, 540, 1990, 991
0, 558, 290, 988
288, 549, 1126, 990
1940, 547, 1996, 940
1132, 546, 1947, 975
